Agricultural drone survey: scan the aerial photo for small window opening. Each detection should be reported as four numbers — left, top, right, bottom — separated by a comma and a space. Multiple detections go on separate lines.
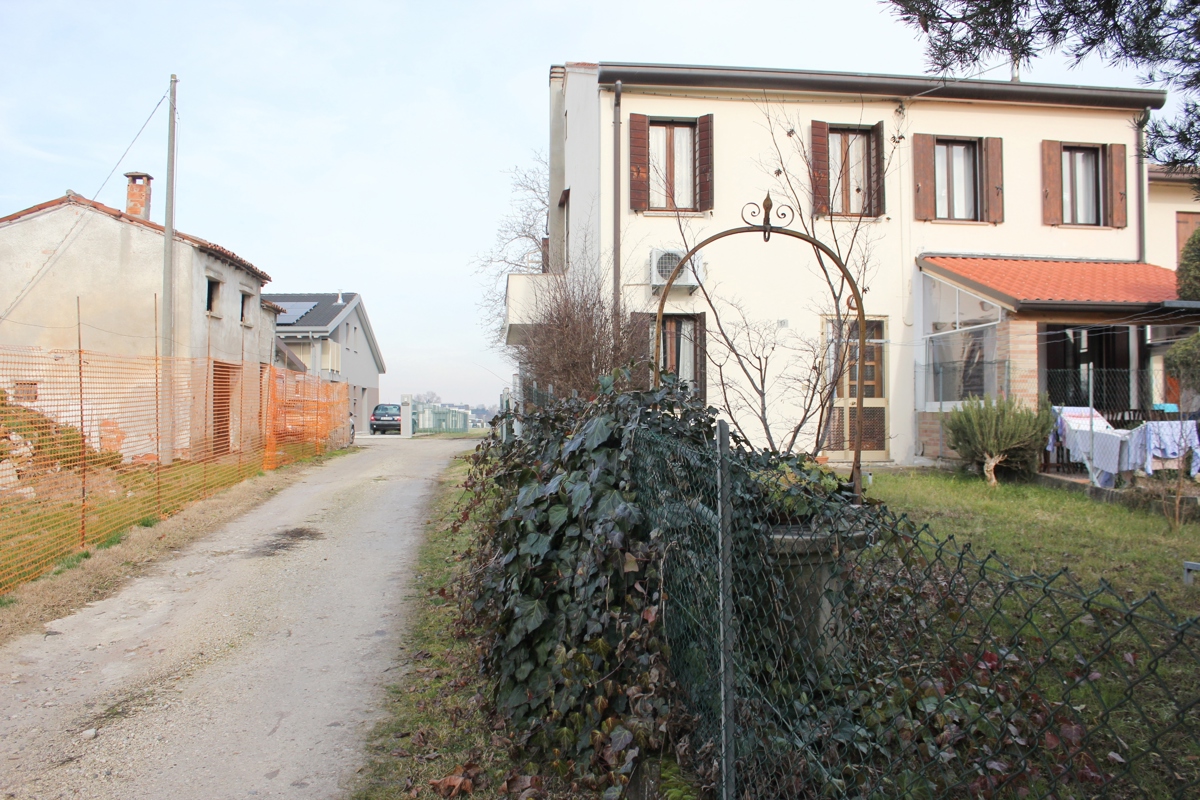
14, 381, 37, 403
240, 293, 252, 323
206, 279, 220, 313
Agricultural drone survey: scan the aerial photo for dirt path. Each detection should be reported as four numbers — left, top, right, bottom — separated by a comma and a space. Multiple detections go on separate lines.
0, 436, 473, 799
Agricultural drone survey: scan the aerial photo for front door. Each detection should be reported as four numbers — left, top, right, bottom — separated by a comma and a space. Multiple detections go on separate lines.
826, 319, 888, 460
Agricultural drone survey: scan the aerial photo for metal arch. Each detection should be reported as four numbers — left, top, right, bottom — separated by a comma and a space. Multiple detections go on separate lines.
651, 197, 869, 498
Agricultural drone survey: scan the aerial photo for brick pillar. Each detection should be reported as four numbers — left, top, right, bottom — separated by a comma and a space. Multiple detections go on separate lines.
999, 318, 1039, 407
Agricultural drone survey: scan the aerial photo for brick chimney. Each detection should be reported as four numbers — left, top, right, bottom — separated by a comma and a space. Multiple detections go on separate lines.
123, 172, 153, 220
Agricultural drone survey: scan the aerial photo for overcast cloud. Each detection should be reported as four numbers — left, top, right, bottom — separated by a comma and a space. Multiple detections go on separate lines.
0, 0, 1161, 405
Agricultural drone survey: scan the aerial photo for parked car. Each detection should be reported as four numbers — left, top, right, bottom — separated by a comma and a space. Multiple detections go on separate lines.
369, 403, 403, 435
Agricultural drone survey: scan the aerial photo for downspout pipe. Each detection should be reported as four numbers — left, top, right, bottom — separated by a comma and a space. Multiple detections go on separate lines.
1137, 107, 1150, 263
612, 81, 622, 345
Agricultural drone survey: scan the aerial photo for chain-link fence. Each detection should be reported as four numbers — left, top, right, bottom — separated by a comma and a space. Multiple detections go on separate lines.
0, 345, 350, 594
631, 424, 1199, 799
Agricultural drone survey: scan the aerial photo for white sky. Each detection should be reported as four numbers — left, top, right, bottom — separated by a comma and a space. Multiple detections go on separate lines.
0, 0, 1167, 406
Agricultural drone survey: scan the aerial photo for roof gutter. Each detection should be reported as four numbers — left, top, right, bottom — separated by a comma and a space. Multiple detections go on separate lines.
612, 80, 622, 345
597, 63, 1167, 110
1137, 109, 1150, 263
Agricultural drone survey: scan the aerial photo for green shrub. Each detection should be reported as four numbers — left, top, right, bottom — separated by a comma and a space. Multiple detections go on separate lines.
1176, 226, 1200, 301
943, 395, 1053, 486
1165, 330, 1200, 393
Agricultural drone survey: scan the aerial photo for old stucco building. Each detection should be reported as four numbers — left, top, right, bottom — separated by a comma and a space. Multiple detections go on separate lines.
0, 174, 283, 463
0, 173, 279, 364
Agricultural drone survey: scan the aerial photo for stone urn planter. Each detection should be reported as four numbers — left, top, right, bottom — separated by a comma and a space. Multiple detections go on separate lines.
768, 523, 873, 663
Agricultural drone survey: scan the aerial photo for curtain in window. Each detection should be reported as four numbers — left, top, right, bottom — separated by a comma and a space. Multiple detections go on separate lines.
846, 133, 866, 214
1063, 149, 1099, 225
654, 317, 697, 386
673, 126, 694, 209
830, 132, 845, 213
830, 132, 868, 214
952, 144, 976, 219
649, 125, 668, 208
935, 144, 949, 219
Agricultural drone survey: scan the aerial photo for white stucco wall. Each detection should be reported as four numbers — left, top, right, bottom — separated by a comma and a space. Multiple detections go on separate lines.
561, 66, 602, 272
1147, 180, 1200, 271
553, 65, 1154, 464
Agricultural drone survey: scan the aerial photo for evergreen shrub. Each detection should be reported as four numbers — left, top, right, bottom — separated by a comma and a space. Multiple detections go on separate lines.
942, 395, 1053, 485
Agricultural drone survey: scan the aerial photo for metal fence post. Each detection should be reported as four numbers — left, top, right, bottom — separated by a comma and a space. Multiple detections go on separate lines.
716, 420, 735, 800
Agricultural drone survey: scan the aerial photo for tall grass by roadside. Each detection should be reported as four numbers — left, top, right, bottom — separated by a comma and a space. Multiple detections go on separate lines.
354, 455, 520, 799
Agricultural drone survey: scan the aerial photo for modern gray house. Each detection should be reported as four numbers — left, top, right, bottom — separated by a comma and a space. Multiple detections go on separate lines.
264, 292, 386, 422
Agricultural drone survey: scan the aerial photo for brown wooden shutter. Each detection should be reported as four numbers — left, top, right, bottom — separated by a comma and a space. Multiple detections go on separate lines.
697, 114, 714, 211
1042, 140, 1063, 226
811, 120, 830, 216
869, 121, 886, 217
982, 137, 1004, 224
1178, 212, 1200, 263
628, 311, 655, 387
629, 114, 649, 211
912, 133, 936, 221
1106, 143, 1128, 228
694, 312, 707, 403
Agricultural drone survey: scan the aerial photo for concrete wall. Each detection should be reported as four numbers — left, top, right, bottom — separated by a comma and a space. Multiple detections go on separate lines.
0, 203, 273, 364
555, 64, 1151, 463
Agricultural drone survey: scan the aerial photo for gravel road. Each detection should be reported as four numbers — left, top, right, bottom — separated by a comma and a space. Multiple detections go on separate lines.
0, 436, 473, 799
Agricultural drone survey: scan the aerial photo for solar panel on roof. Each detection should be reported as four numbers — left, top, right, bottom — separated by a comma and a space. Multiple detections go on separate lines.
276, 301, 319, 325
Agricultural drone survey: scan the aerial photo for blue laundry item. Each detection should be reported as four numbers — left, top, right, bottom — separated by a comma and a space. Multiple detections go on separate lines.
1154, 403, 1180, 413
1127, 421, 1200, 476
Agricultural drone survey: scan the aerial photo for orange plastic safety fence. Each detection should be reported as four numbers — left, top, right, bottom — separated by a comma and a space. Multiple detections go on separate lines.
0, 347, 350, 594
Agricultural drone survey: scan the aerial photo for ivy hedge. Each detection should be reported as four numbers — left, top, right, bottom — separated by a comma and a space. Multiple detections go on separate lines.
458, 373, 848, 795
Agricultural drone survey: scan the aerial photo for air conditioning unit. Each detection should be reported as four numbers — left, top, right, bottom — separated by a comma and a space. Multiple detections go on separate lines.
649, 249, 704, 294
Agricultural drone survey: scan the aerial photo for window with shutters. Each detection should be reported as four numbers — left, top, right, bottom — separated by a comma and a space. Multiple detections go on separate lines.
915, 134, 1003, 223
934, 140, 980, 220
648, 121, 696, 210
630, 114, 713, 213
1062, 146, 1103, 225
812, 121, 886, 217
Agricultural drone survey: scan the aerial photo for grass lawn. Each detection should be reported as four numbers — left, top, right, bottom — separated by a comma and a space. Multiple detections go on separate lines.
868, 469, 1200, 612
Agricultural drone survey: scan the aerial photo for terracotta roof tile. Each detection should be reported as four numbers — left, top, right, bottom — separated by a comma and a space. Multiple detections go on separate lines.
918, 255, 1177, 308
0, 194, 271, 284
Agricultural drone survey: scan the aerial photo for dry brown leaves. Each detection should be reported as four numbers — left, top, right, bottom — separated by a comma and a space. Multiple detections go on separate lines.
429, 761, 482, 797
499, 772, 545, 798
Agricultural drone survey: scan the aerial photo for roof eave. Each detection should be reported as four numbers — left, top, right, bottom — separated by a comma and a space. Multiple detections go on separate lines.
1016, 300, 1163, 313
596, 63, 1167, 110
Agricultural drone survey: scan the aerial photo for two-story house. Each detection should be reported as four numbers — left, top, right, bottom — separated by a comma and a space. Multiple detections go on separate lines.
505, 62, 1200, 465
265, 292, 386, 422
